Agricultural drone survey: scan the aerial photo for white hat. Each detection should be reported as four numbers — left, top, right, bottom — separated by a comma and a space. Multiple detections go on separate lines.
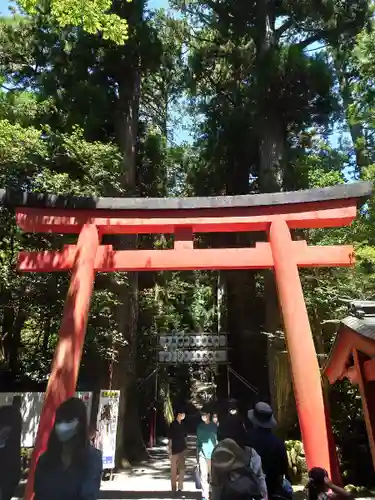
248, 402, 276, 429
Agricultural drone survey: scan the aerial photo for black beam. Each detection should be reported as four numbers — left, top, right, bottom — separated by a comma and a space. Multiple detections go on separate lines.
0, 181, 372, 212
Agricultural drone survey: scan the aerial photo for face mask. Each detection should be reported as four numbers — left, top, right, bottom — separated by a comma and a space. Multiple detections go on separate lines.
55, 419, 79, 442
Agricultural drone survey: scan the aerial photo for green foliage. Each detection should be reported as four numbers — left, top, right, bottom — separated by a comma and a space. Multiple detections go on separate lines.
16, 0, 131, 44
285, 440, 307, 484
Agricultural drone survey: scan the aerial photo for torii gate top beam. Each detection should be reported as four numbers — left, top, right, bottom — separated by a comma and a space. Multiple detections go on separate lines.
1, 181, 372, 235
0, 181, 371, 211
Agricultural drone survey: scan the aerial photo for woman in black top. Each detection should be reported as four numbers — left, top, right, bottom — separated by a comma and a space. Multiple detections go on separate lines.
34, 397, 102, 500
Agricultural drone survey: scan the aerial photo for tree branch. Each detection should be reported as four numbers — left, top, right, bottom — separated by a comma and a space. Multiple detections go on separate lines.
274, 18, 294, 40
296, 32, 324, 50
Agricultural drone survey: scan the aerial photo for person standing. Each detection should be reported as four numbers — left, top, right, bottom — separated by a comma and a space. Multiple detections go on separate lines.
246, 402, 289, 499
306, 467, 352, 500
0, 396, 22, 500
196, 410, 218, 500
33, 397, 102, 500
217, 399, 247, 448
168, 408, 187, 493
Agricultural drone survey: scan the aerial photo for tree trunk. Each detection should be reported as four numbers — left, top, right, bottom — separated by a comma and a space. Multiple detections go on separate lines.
257, 117, 286, 415
255, 5, 291, 420
332, 51, 368, 174
8, 307, 26, 374
42, 313, 52, 355
111, 1, 147, 465
258, 114, 285, 192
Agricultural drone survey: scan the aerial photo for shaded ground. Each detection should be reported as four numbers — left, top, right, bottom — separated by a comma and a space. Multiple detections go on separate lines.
101, 435, 199, 495
11, 435, 374, 499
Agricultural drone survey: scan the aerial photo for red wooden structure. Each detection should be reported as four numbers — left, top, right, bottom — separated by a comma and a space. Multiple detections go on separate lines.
323, 301, 375, 471
0, 181, 371, 499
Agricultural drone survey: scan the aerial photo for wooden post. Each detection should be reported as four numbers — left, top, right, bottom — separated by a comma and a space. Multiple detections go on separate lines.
25, 224, 99, 500
269, 218, 333, 475
353, 349, 375, 470
323, 386, 342, 484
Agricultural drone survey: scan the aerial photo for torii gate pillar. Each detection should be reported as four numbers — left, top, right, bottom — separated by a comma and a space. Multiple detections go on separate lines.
270, 218, 330, 471
24, 224, 100, 500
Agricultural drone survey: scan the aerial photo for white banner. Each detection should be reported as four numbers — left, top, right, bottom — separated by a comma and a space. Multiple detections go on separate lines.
0, 391, 92, 448
95, 390, 120, 470
159, 334, 227, 348
158, 349, 227, 364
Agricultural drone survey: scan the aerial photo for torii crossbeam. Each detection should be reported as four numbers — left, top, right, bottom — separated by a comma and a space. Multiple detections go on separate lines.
1, 181, 371, 500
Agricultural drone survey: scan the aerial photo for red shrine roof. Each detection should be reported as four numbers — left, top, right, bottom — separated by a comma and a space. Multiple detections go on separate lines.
323, 301, 375, 384
0, 181, 372, 211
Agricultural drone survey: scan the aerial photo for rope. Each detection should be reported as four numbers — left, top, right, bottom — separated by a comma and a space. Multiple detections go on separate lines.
228, 366, 259, 395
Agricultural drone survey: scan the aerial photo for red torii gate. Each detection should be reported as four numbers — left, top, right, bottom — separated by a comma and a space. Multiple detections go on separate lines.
1, 181, 371, 499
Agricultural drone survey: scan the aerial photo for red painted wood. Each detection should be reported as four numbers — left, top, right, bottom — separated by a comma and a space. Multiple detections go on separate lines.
25, 224, 99, 500
353, 350, 375, 471
324, 327, 375, 384
340, 359, 375, 385
174, 227, 194, 250
269, 218, 334, 477
344, 365, 359, 384
323, 389, 342, 485
15, 200, 357, 234
17, 242, 354, 272
16, 193, 363, 494
364, 359, 375, 382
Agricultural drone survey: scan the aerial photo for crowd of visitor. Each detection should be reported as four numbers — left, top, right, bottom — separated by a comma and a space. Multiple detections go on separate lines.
167, 399, 353, 500
0, 394, 359, 500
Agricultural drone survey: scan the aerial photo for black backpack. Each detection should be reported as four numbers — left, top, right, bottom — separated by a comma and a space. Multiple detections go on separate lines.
221, 466, 262, 500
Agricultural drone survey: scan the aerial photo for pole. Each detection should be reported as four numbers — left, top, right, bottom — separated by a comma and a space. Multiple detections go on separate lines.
269, 218, 334, 476
323, 385, 342, 485
227, 364, 230, 398
228, 367, 259, 395
25, 224, 99, 500
153, 367, 158, 447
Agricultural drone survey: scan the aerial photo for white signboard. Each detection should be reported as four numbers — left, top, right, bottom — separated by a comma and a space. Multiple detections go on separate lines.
95, 390, 120, 470
157, 333, 228, 364
0, 392, 92, 448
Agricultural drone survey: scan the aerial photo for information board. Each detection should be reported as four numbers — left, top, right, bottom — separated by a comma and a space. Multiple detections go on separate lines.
0, 391, 92, 448
95, 390, 120, 470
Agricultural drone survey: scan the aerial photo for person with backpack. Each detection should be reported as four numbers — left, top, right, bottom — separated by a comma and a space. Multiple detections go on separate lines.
211, 438, 268, 500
